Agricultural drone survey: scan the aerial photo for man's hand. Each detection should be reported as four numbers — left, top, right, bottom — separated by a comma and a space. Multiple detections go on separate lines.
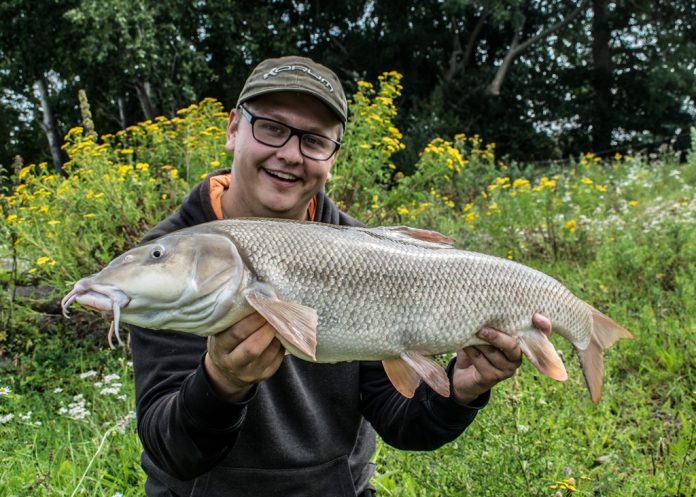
204, 312, 285, 402
451, 313, 552, 405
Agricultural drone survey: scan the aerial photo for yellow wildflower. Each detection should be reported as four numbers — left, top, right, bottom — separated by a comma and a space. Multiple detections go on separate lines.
18, 165, 33, 180
396, 206, 409, 216
6, 214, 17, 224
581, 177, 593, 185
36, 256, 53, 266
512, 178, 530, 190
628, 200, 638, 207
614, 152, 622, 161
566, 219, 577, 232
47, 220, 61, 226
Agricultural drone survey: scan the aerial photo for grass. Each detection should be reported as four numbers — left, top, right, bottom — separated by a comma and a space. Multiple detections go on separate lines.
0, 338, 143, 497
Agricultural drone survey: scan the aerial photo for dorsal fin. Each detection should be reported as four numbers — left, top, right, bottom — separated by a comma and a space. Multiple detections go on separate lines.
367, 226, 456, 249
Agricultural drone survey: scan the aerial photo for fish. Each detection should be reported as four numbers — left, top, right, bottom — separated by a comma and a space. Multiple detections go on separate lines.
61, 219, 633, 402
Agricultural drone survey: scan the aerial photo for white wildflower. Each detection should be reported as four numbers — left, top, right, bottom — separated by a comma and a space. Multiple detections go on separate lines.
0, 414, 14, 424
100, 386, 121, 396
0, 386, 11, 396
53, 387, 63, 394
79, 370, 98, 379
104, 373, 120, 384
116, 411, 137, 434
61, 396, 91, 420
19, 411, 32, 421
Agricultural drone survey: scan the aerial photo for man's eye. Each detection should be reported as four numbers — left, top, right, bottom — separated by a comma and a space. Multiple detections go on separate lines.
259, 121, 285, 136
303, 134, 327, 149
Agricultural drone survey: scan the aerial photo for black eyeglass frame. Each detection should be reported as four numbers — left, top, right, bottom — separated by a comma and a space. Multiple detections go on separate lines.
238, 104, 342, 161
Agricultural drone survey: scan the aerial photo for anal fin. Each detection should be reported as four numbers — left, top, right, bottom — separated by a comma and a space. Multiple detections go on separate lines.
518, 328, 568, 381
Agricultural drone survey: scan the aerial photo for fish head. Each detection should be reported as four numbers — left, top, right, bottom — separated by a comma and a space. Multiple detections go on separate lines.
62, 232, 249, 334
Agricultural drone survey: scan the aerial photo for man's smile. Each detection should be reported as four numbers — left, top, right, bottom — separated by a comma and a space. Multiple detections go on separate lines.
262, 168, 302, 183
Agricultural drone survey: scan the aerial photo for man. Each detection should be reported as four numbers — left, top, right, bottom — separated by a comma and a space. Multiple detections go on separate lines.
131, 55, 551, 497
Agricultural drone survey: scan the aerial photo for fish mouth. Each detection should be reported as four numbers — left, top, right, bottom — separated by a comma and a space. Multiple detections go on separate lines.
61, 280, 131, 348
262, 168, 301, 183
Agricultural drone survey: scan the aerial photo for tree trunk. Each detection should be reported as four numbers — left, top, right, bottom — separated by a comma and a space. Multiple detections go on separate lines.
486, 0, 589, 96
486, 33, 521, 95
118, 96, 127, 129
591, 0, 613, 153
445, 12, 488, 82
134, 81, 156, 121
34, 75, 65, 175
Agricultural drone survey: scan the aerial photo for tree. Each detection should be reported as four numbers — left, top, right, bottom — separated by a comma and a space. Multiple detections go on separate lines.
0, 0, 79, 174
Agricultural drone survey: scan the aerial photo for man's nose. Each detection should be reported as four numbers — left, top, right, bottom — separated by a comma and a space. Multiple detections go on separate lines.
276, 134, 303, 164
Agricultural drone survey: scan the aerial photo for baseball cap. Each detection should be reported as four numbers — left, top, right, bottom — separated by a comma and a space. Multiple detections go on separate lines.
236, 55, 348, 124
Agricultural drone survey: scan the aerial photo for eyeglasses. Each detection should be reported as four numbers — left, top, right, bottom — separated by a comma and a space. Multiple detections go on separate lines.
239, 104, 341, 161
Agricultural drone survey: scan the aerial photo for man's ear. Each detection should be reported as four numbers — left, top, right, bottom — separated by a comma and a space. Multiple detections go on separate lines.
225, 108, 239, 153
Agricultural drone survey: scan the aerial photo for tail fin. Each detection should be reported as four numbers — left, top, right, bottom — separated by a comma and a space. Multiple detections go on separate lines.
578, 308, 634, 403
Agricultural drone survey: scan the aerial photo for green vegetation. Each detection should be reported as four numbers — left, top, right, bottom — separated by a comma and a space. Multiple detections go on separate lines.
1, 75, 694, 496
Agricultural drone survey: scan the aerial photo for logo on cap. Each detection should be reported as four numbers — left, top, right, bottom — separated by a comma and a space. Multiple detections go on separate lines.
263, 65, 335, 93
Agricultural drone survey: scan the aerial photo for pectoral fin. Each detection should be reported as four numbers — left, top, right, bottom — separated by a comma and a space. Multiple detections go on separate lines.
244, 287, 318, 362
382, 352, 451, 399
518, 328, 568, 381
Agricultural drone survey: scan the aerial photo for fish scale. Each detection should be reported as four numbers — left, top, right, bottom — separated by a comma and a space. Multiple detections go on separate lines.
221, 220, 588, 360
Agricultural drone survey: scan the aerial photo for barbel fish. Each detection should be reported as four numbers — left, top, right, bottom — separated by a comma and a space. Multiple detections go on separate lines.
61, 219, 632, 402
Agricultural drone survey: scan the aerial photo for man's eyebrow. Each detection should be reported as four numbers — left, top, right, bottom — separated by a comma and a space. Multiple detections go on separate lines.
250, 107, 335, 135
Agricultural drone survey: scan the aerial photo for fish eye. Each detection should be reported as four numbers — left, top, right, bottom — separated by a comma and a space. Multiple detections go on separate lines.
150, 246, 165, 259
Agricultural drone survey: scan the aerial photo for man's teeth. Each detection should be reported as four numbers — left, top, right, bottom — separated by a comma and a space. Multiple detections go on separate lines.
266, 170, 298, 181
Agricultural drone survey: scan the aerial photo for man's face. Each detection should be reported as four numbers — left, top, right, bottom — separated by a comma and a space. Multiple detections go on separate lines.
224, 92, 342, 220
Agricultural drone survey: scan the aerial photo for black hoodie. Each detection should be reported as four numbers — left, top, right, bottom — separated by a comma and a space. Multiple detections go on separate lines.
131, 170, 489, 497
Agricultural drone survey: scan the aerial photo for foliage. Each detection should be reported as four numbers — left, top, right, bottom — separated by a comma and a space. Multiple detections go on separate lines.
0, 75, 694, 496
2, 1, 695, 170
